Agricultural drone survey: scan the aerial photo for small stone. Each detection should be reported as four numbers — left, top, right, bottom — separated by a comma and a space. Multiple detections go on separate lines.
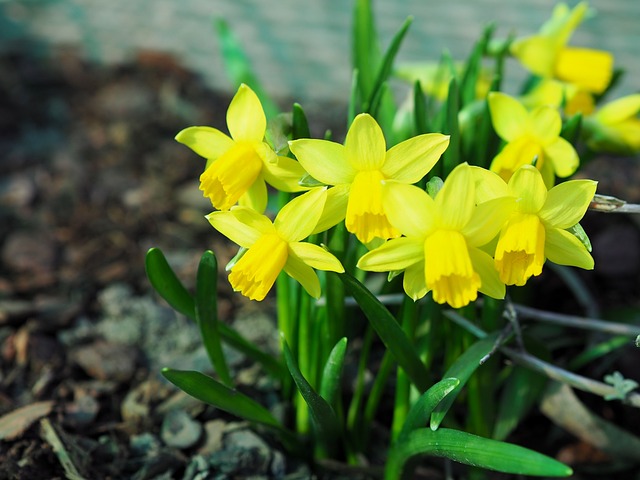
130, 432, 162, 456
161, 409, 202, 449
71, 340, 138, 382
197, 419, 226, 455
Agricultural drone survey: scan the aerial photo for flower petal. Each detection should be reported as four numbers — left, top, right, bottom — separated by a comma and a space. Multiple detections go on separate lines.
596, 94, 640, 124
555, 47, 613, 94
275, 187, 327, 242
510, 35, 557, 77
289, 139, 355, 185
545, 228, 594, 270
312, 184, 349, 234
262, 155, 309, 192
437, 163, 475, 230
529, 106, 562, 143
543, 137, 579, 178
288, 242, 344, 272
227, 84, 266, 143
382, 133, 450, 182
490, 138, 542, 182
357, 237, 424, 272
175, 126, 234, 160
206, 209, 270, 248
238, 174, 268, 213
463, 197, 517, 247
468, 247, 505, 300
403, 260, 429, 301
488, 92, 530, 142
471, 166, 509, 203
508, 165, 547, 213
383, 181, 436, 238
345, 114, 386, 170
539, 179, 597, 229
284, 254, 321, 298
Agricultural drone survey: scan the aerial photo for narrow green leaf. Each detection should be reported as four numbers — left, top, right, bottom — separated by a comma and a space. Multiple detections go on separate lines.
398, 378, 460, 442
460, 23, 495, 107
365, 16, 413, 114
386, 428, 573, 479
347, 69, 360, 127
319, 338, 348, 407
569, 335, 629, 370
352, 0, 381, 102
292, 103, 311, 140
413, 80, 429, 134
145, 248, 196, 319
560, 112, 582, 144
196, 251, 233, 387
214, 19, 279, 118
441, 77, 461, 177
282, 341, 341, 449
430, 333, 499, 430
336, 272, 430, 391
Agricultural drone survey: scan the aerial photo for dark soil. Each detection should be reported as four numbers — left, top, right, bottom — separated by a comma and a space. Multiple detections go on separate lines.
1, 47, 639, 480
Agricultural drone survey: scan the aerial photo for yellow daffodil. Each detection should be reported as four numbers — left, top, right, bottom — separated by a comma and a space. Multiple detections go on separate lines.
583, 94, 640, 154
176, 84, 308, 213
358, 163, 511, 308
206, 187, 344, 301
289, 113, 449, 244
521, 80, 595, 117
488, 92, 579, 187
473, 165, 596, 286
511, 2, 613, 94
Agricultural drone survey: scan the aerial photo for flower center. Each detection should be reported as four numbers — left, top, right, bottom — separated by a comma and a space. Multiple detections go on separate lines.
345, 170, 400, 244
200, 142, 263, 210
229, 233, 288, 301
424, 230, 480, 308
494, 213, 546, 286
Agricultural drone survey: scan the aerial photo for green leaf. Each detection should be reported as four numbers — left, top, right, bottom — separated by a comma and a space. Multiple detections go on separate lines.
352, 0, 381, 102
560, 112, 582, 144
145, 248, 196, 319
441, 76, 461, 177
282, 341, 341, 451
413, 80, 429, 134
430, 333, 499, 430
292, 103, 311, 140
196, 251, 233, 387
336, 272, 430, 392
319, 338, 348, 407
214, 19, 279, 118
365, 16, 413, 115
398, 378, 460, 442
386, 428, 573, 479
459, 23, 494, 107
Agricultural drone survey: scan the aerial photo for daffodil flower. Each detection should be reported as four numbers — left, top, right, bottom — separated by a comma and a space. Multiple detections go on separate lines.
510, 2, 613, 94
488, 92, 579, 186
473, 164, 596, 286
583, 94, 640, 154
176, 84, 308, 213
358, 163, 511, 308
289, 113, 449, 244
206, 187, 344, 301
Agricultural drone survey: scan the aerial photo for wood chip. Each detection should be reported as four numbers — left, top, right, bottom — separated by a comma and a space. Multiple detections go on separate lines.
0, 400, 54, 440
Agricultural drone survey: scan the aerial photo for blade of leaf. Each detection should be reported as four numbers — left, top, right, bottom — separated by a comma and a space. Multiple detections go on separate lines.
196, 251, 233, 387
459, 23, 494, 107
430, 333, 499, 430
398, 378, 460, 442
145, 247, 196, 320
386, 427, 573, 479
336, 272, 429, 392
292, 103, 311, 140
441, 76, 461, 177
319, 337, 348, 407
352, 0, 381, 102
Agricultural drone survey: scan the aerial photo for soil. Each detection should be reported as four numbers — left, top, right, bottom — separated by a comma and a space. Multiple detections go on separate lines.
1, 48, 639, 479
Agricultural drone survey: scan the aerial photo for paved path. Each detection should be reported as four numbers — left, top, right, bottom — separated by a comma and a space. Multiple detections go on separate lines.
1, 0, 638, 106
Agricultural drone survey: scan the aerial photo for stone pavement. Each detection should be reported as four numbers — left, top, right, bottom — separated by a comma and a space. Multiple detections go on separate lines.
1, 0, 638, 107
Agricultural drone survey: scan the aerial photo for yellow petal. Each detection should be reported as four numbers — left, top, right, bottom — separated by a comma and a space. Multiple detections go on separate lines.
596, 94, 640, 125
382, 133, 449, 183
206, 209, 269, 248
490, 138, 543, 183
488, 92, 530, 142
312, 184, 349, 234
275, 187, 327, 242
288, 242, 344, 273
470, 166, 509, 203
437, 163, 475, 230
283, 254, 321, 298
508, 165, 547, 213
510, 35, 557, 78
175, 126, 234, 160
468, 247, 505, 300
262, 155, 309, 192
529, 106, 562, 144
545, 228, 594, 270
227, 84, 266, 143
345, 114, 386, 171
539, 179, 597, 229
555, 47, 613, 94
382, 181, 436, 238
463, 197, 517, 247
238, 174, 268, 214
357, 237, 424, 272
543, 137, 579, 178
289, 139, 355, 185
403, 261, 429, 301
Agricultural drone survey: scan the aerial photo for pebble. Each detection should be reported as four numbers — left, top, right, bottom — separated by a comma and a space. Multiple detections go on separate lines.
161, 409, 202, 449
71, 340, 138, 382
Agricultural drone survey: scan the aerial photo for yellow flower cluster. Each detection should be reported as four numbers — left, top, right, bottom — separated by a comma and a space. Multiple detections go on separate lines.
176, 84, 597, 307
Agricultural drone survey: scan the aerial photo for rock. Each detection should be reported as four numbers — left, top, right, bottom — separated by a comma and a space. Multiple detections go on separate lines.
197, 419, 226, 455
161, 409, 202, 449
71, 340, 138, 382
